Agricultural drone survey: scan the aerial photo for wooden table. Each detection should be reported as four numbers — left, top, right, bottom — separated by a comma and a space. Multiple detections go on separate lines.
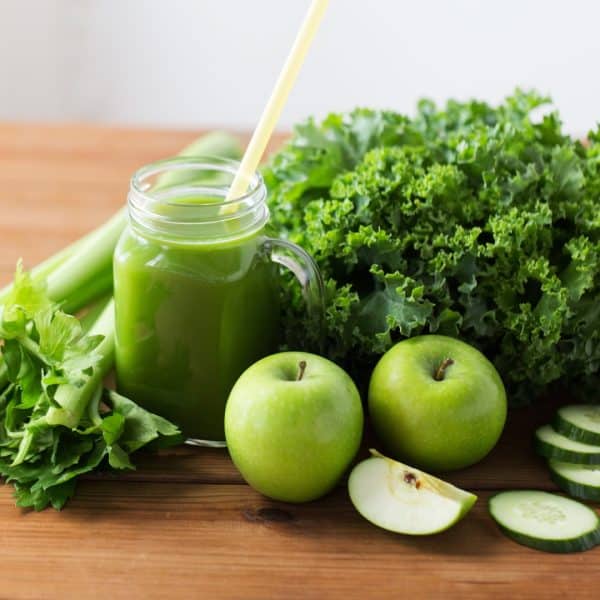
0, 123, 597, 599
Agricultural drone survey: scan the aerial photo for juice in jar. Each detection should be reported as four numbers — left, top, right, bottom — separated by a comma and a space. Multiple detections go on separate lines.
114, 157, 322, 445
114, 226, 279, 442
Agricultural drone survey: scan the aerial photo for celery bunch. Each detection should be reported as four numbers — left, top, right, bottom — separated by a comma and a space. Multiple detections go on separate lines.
0, 268, 181, 509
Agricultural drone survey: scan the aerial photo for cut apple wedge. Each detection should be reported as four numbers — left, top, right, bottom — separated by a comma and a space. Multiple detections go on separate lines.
348, 450, 477, 535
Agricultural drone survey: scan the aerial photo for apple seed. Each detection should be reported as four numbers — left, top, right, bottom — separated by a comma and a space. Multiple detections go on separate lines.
403, 471, 421, 489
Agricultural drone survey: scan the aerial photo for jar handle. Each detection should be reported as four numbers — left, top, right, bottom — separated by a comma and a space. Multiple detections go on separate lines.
264, 238, 325, 342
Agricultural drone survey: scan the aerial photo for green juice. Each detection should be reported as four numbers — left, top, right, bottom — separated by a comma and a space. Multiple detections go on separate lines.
113, 220, 280, 442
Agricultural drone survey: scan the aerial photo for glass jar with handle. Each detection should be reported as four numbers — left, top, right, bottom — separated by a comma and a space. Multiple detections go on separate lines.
114, 157, 324, 446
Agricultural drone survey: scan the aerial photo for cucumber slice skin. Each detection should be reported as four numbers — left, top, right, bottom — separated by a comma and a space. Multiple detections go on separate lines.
548, 463, 600, 502
494, 522, 600, 554
535, 439, 600, 464
554, 412, 600, 446
489, 491, 600, 554
551, 471, 600, 503
535, 431, 600, 465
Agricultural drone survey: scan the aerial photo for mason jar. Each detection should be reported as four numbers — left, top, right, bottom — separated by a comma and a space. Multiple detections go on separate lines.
113, 157, 323, 446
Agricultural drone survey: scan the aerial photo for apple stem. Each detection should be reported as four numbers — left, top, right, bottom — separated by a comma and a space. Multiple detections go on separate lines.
296, 360, 307, 381
434, 357, 454, 381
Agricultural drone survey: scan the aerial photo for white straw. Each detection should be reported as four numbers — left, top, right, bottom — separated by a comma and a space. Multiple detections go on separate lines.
225, 0, 329, 202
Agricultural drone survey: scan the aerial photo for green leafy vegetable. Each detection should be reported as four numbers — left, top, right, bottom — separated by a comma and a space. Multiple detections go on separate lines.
0, 209, 127, 393
265, 90, 600, 402
0, 267, 181, 510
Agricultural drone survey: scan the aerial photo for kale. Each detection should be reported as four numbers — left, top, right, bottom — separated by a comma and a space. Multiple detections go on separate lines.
265, 90, 600, 403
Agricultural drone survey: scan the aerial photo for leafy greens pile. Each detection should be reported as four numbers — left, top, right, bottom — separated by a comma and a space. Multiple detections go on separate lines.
0, 267, 181, 509
265, 91, 600, 403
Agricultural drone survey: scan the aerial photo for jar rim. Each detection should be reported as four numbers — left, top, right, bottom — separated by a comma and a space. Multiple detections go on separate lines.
128, 156, 269, 244
130, 155, 265, 207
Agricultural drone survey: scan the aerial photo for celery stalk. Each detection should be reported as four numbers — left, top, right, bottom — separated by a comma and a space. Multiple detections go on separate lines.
0, 236, 84, 306
1, 208, 125, 312
0, 362, 6, 390
79, 294, 113, 333
0, 212, 116, 306
45, 208, 126, 313
45, 299, 116, 428
0, 209, 126, 391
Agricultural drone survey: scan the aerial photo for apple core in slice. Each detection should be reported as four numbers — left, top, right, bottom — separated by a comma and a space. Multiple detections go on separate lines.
348, 451, 477, 535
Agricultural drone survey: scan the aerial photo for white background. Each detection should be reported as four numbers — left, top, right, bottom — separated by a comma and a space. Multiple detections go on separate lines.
1, 0, 599, 134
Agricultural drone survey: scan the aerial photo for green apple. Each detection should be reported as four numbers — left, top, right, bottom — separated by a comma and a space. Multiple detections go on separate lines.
368, 335, 506, 471
348, 450, 477, 535
224, 352, 364, 502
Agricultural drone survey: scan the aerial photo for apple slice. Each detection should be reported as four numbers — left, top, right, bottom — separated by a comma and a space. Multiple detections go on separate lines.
348, 450, 477, 535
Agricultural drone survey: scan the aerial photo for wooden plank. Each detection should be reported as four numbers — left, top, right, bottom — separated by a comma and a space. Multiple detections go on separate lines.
0, 482, 597, 600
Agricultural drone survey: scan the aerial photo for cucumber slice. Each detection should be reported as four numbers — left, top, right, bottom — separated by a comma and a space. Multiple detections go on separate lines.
549, 460, 600, 502
535, 425, 600, 464
489, 490, 600, 553
348, 450, 477, 535
554, 405, 600, 446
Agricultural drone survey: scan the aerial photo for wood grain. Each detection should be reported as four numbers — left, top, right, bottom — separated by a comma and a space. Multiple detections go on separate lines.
0, 483, 597, 600
0, 122, 598, 600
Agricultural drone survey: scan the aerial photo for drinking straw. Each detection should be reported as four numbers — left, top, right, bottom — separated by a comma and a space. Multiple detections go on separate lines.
225, 0, 329, 202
